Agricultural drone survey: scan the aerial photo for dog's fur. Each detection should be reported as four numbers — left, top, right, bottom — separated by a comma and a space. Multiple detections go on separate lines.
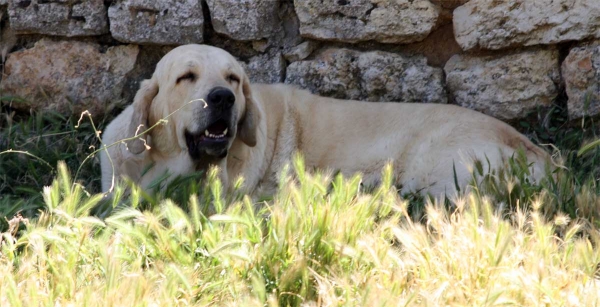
101, 44, 551, 197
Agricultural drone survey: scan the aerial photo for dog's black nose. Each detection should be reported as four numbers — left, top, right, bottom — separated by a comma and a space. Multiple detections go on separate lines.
207, 87, 235, 110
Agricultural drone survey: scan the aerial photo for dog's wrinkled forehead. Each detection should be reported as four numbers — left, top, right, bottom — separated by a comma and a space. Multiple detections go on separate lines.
153, 44, 243, 82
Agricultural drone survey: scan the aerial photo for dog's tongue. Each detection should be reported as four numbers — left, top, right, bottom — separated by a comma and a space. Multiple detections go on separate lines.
207, 120, 227, 134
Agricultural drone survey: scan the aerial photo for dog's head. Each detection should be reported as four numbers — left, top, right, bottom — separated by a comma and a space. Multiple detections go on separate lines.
126, 44, 261, 164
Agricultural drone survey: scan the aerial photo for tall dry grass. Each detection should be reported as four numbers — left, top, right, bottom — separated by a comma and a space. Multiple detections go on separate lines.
1, 157, 599, 306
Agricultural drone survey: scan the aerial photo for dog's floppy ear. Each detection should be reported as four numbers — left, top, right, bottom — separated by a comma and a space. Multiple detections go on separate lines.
126, 78, 159, 154
237, 75, 262, 147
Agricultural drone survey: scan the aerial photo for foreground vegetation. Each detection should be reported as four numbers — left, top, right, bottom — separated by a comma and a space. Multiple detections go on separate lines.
1, 157, 600, 306
2, 100, 600, 306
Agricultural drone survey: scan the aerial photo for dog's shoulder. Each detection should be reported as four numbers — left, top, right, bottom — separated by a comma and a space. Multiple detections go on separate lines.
249, 83, 307, 106
250, 82, 305, 95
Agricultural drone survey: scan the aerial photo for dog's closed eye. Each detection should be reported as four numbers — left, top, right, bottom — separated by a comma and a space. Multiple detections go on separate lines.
176, 72, 196, 84
227, 74, 240, 84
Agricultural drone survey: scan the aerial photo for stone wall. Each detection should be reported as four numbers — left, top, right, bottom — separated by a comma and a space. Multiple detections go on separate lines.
0, 0, 599, 123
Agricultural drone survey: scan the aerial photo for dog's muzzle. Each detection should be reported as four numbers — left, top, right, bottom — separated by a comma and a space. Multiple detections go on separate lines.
185, 87, 236, 160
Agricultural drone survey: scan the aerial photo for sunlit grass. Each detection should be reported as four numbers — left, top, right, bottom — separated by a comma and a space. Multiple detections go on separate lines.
1, 156, 599, 306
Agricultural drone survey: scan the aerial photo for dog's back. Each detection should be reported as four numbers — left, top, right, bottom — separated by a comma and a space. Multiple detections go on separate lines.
249, 83, 552, 196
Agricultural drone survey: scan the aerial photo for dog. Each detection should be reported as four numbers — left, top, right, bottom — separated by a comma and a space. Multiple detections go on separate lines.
100, 44, 551, 198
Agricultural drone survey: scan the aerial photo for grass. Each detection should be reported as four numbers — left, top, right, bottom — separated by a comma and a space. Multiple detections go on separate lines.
1, 98, 600, 306
0, 106, 106, 228
2, 158, 600, 306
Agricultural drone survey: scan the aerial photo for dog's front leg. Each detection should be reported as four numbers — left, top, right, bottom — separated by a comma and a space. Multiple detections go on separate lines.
137, 151, 197, 192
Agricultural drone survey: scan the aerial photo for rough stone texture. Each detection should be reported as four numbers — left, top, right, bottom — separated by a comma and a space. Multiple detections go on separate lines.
400, 23, 462, 67
0, 24, 16, 62
3, 0, 599, 129
108, 0, 203, 45
122, 45, 174, 104
241, 52, 286, 84
294, 0, 440, 44
285, 48, 446, 103
444, 49, 560, 121
0, 39, 139, 116
276, 1, 304, 49
252, 40, 270, 52
206, 0, 279, 41
454, 0, 600, 51
431, 0, 470, 26
0, 2, 5, 24
431, 0, 469, 9
562, 40, 600, 119
7, 0, 108, 37
284, 41, 319, 62
0, 5, 8, 84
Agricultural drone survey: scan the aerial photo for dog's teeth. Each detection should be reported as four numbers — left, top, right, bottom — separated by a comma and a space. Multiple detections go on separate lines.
202, 131, 227, 139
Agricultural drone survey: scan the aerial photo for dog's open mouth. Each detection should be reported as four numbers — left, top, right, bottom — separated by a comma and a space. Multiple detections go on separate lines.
185, 119, 231, 159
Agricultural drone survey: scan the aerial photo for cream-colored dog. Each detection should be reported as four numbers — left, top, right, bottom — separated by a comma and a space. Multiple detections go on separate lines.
101, 44, 551, 197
